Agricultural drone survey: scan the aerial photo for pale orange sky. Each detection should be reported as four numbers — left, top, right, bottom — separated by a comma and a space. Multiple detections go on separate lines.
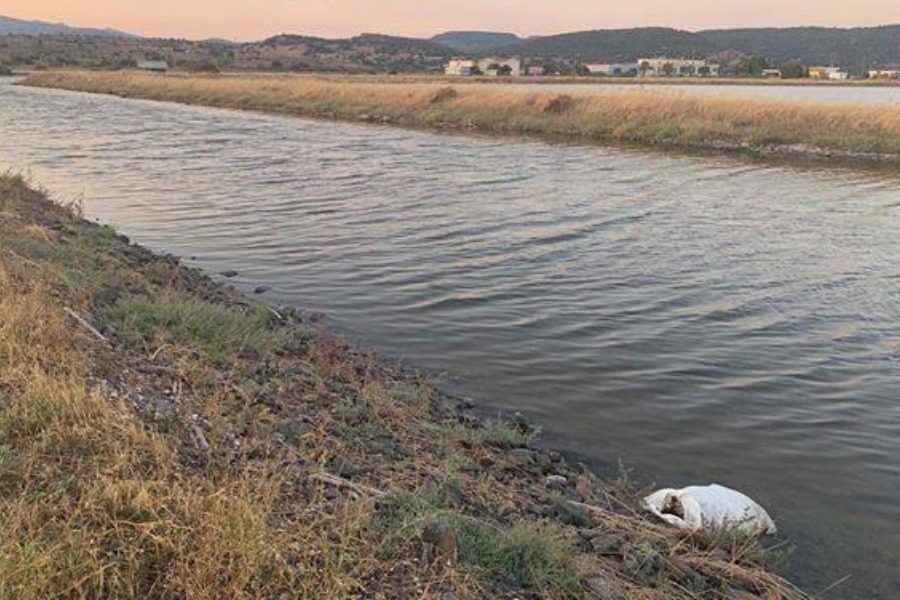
3, 0, 900, 41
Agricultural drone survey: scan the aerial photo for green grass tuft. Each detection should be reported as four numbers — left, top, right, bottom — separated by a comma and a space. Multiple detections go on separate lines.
450, 421, 530, 449
104, 293, 287, 359
373, 492, 583, 598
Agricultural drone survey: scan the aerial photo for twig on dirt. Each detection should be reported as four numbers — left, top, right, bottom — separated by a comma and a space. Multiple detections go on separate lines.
150, 344, 171, 361
309, 472, 386, 498
566, 499, 614, 518
190, 422, 210, 452
3, 248, 42, 269
266, 306, 284, 321
63, 307, 109, 344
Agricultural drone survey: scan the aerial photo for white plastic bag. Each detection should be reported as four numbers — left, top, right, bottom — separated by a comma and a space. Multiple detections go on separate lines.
643, 484, 777, 535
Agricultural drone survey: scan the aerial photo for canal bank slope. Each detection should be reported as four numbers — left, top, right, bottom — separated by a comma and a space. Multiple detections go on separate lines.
0, 173, 808, 598
22, 70, 900, 166
24, 71, 900, 165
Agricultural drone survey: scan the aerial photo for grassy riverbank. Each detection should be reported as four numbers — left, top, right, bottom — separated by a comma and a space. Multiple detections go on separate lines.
0, 172, 809, 598
22, 70, 900, 164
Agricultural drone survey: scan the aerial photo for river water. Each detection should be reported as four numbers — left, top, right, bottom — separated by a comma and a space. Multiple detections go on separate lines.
1, 80, 899, 598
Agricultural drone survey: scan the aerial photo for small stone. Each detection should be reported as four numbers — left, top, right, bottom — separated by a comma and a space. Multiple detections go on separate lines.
327, 455, 359, 478
459, 462, 483, 475
585, 575, 625, 600
455, 398, 475, 411
589, 533, 625, 555
545, 475, 568, 490
575, 474, 594, 500
422, 520, 457, 566
508, 448, 535, 466
221, 270, 239, 278
552, 500, 592, 527
254, 286, 270, 294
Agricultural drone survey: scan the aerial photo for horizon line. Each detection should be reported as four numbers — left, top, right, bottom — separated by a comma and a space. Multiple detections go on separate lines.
3, 12, 900, 43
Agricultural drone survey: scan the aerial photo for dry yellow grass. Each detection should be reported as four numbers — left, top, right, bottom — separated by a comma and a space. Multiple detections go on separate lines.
22, 70, 900, 162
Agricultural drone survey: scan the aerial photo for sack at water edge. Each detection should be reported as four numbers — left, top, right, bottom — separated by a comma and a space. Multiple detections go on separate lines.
643, 484, 777, 535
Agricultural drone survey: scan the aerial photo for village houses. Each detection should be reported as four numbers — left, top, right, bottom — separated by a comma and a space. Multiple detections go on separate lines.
808, 66, 849, 80
585, 62, 639, 76
136, 60, 169, 72
868, 69, 900, 80
445, 57, 522, 77
637, 57, 719, 77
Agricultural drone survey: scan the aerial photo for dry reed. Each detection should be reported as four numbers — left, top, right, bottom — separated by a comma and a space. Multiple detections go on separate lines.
22, 70, 900, 162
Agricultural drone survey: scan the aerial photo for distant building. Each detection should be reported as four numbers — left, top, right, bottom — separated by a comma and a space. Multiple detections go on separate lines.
445, 59, 476, 76
136, 60, 169, 72
638, 58, 719, 77
445, 57, 522, 77
868, 69, 900, 80
477, 57, 522, 77
761, 69, 782, 78
526, 65, 545, 76
585, 62, 639, 77
809, 66, 848, 80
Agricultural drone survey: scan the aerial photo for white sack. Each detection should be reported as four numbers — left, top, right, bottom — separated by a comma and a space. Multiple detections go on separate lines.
643, 484, 777, 535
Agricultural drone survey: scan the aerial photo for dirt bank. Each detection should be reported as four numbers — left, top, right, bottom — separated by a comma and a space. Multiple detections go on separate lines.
0, 174, 808, 598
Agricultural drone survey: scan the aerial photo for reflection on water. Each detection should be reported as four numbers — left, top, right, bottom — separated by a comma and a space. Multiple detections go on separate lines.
1, 81, 899, 598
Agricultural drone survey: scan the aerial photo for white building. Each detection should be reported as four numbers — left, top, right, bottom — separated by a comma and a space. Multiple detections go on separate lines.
137, 60, 169, 72
445, 59, 476, 76
526, 65, 545, 76
477, 57, 522, 77
585, 62, 639, 77
445, 57, 522, 77
868, 69, 900, 80
809, 66, 849, 80
638, 58, 719, 77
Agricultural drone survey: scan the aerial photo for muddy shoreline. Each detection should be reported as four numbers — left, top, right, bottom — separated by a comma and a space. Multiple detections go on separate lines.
0, 174, 810, 597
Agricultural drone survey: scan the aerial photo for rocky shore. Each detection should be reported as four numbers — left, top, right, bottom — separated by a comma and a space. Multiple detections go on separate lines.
0, 173, 808, 598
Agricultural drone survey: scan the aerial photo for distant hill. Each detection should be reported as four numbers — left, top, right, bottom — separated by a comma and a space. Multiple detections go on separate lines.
4, 17, 900, 72
698, 26, 900, 68
0, 14, 134, 37
430, 31, 521, 53
496, 27, 716, 61
0, 31, 453, 73
489, 24, 900, 68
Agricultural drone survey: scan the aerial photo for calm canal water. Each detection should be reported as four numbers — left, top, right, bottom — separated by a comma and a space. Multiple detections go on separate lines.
1, 80, 899, 598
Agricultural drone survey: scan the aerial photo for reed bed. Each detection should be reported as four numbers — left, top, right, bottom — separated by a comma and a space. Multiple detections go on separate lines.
23, 70, 900, 162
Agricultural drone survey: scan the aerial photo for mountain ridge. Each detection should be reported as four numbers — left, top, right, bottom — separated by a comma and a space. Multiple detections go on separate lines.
3, 15, 900, 70
0, 14, 134, 37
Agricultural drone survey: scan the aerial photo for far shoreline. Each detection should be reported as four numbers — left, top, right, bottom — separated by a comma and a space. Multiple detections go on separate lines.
19, 70, 900, 168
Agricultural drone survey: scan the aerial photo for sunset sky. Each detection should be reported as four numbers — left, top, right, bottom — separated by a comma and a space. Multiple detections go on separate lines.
4, 0, 900, 41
